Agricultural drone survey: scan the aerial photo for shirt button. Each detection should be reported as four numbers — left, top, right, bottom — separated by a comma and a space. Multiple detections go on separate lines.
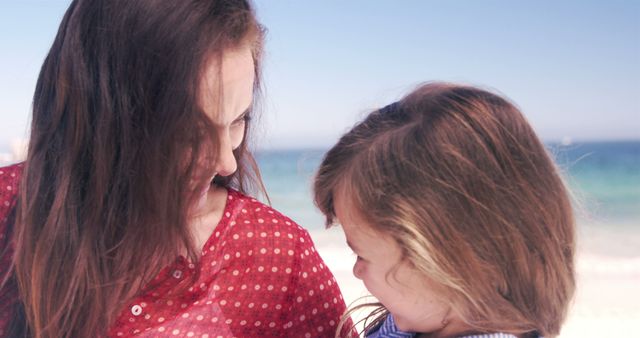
131, 304, 142, 316
172, 269, 183, 279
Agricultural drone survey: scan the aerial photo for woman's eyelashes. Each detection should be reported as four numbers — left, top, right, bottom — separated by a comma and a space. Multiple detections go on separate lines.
232, 110, 251, 126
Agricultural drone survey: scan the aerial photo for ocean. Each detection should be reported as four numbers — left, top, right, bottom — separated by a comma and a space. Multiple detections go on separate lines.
256, 141, 640, 258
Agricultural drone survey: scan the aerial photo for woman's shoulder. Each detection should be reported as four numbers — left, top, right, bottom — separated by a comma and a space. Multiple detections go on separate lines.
0, 162, 23, 224
0, 162, 23, 190
226, 188, 312, 240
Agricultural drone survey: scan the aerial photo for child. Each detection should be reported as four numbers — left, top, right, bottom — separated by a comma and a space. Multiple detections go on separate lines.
314, 83, 575, 338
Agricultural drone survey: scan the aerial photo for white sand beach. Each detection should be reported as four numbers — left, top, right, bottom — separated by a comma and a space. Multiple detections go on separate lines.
310, 225, 640, 337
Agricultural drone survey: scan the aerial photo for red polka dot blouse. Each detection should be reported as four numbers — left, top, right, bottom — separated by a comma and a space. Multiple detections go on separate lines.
0, 163, 352, 337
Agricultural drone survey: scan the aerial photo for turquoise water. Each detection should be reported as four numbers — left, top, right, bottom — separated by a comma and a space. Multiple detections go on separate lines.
257, 141, 640, 231
550, 141, 640, 221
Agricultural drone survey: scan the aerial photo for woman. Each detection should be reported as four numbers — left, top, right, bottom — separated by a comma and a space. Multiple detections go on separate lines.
0, 1, 348, 337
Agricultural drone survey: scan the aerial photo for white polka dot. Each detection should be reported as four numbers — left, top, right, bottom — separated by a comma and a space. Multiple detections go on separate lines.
232, 270, 239, 276
287, 250, 294, 256
275, 304, 282, 310
275, 231, 280, 237
248, 302, 255, 308
182, 313, 190, 318
233, 234, 239, 240
197, 315, 204, 321
172, 329, 180, 335
258, 218, 264, 223
274, 248, 281, 254
130, 305, 142, 316
187, 332, 195, 337
254, 284, 261, 290
260, 232, 267, 237
258, 266, 264, 272
281, 286, 288, 292
158, 327, 165, 332
260, 248, 267, 254
240, 320, 247, 326
234, 302, 241, 307
158, 317, 165, 322
296, 296, 303, 303
247, 232, 253, 237
330, 320, 336, 326
269, 322, 276, 328
255, 321, 261, 326
285, 268, 292, 274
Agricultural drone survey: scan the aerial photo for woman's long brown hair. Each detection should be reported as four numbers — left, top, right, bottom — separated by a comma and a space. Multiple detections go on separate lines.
314, 83, 575, 337
2, 1, 264, 337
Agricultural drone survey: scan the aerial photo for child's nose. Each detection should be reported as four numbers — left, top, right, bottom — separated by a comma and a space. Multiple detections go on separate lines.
352, 260, 364, 280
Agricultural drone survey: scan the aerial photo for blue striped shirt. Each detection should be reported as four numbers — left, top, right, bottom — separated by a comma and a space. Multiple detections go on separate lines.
366, 314, 519, 338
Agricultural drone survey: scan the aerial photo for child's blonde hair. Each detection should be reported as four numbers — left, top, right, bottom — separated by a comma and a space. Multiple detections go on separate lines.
314, 83, 576, 337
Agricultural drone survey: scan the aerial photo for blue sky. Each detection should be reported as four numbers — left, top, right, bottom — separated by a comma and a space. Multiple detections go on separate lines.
1, 1, 639, 149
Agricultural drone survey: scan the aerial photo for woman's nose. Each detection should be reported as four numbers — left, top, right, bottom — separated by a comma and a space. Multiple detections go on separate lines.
214, 135, 237, 177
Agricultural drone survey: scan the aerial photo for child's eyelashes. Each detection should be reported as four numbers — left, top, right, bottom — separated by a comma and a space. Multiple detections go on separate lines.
351, 251, 365, 262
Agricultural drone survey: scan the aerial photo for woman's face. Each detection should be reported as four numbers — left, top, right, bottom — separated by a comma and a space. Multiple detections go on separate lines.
334, 193, 452, 333
196, 46, 255, 185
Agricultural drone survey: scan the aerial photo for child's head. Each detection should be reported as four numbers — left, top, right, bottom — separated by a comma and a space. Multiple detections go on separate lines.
314, 83, 575, 337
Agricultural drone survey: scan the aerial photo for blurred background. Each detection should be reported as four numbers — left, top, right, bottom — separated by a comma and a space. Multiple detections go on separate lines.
1, 1, 638, 337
